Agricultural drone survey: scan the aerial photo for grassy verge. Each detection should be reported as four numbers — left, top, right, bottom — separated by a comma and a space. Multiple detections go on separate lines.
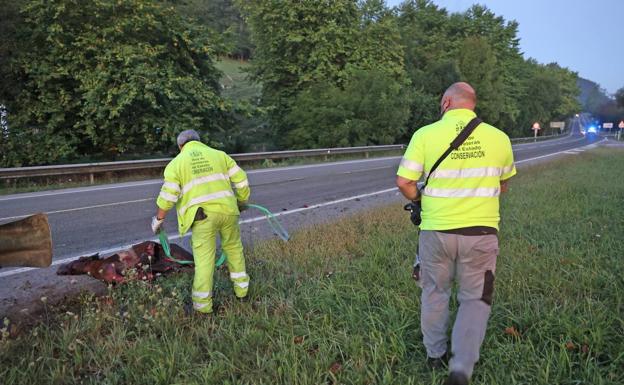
1, 148, 623, 384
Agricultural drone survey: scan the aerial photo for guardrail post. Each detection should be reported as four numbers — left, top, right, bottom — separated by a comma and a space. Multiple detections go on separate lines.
90, 173, 94, 185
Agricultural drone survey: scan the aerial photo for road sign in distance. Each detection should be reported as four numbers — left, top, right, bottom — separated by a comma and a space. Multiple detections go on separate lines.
619, 121, 624, 129
603, 122, 613, 129
550, 121, 565, 128
532, 122, 541, 130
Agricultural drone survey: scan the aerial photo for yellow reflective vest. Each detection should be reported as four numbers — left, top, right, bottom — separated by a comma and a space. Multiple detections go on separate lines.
397, 109, 516, 230
156, 141, 250, 235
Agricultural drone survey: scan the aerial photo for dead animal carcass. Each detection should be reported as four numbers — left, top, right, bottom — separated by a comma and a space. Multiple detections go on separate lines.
57, 241, 193, 283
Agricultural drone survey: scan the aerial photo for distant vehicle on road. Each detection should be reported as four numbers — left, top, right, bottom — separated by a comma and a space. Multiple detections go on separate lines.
581, 125, 600, 142
581, 125, 598, 137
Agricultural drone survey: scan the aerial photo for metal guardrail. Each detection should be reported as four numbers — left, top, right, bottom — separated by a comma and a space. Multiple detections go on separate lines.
510, 132, 568, 143
0, 144, 406, 182
0, 130, 571, 183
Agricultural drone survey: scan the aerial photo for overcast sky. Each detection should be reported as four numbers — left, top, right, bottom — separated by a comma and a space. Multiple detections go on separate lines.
387, 0, 624, 95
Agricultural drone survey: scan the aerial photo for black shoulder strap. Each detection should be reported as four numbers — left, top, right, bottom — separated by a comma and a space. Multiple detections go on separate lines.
423, 117, 482, 188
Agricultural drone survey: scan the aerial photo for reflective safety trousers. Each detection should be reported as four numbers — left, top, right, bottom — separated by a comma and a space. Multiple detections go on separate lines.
191, 212, 249, 314
397, 109, 516, 230
156, 141, 250, 235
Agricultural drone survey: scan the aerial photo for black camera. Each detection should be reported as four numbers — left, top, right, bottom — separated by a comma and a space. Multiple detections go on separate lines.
403, 200, 422, 226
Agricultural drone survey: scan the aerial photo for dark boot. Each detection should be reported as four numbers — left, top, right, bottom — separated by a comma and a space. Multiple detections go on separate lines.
444, 371, 469, 385
426, 352, 449, 369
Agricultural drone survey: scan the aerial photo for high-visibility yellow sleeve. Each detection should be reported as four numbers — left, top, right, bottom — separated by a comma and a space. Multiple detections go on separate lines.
225, 155, 250, 202
156, 163, 181, 211
501, 137, 517, 181
397, 132, 425, 181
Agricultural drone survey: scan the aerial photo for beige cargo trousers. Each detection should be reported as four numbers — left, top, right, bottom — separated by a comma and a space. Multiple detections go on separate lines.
418, 230, 498, 378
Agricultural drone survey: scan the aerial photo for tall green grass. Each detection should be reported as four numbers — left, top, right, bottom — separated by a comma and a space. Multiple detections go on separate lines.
1, 148, 623, 384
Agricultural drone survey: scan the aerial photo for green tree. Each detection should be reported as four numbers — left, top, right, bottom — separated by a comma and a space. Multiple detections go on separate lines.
0, 0, 26, 165
285, 69, 410, 148
545, 63, 581, 119
0, 0, 25, 105
578, 78, 610, 115
167, 0, 253, 60
394, 1, 580, 137
395, 0, 453, 131
456, 36, 505, 124
516, 61, 563, 135
239, 0, 406, 146
455, 5, 525, 132
240, 0, 360, 103
396, 1, 524, 132
3, 0, 227, 166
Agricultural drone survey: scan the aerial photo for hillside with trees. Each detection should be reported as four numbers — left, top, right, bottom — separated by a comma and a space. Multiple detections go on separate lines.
0, 0, 583, 167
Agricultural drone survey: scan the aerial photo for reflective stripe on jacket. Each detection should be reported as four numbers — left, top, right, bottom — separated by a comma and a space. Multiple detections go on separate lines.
397, 109, 516, 230
156, 141, 250, 235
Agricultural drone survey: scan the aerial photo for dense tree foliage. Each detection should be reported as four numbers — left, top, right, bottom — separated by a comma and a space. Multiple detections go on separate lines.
1, 0, 227, 166
238, 0, 409, 147
578, 78, 611, 113
577, 78, 624, 124
285, 69, 410, 148
167, 0, 253, 60
393, 1, 579, 138
0, 0, 591, 166
0, 1, 23, 106
239, 0, 580, 143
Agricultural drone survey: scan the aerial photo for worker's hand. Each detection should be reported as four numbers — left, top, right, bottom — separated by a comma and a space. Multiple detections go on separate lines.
238, 201, 249, 212
404, 201, 422, 226
151, 216, 164, 234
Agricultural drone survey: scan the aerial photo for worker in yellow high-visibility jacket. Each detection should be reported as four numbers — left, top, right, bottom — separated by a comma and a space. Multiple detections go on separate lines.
397, 82, 516, 385
151, 129, 250, 314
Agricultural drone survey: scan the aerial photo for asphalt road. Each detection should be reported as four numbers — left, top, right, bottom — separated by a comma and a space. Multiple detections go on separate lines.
0, 116, 603, 276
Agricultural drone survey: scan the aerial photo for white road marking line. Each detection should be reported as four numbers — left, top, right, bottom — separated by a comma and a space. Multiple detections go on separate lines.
0, 198, 153, 223
513, 137, 586, 151
0, 187, 399, 278
514, 139, 605, 165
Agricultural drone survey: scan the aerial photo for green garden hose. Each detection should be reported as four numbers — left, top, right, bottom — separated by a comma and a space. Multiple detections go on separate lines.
246, 204, 290, 242
158, 203, 289, 267
158, 230, 194, 265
